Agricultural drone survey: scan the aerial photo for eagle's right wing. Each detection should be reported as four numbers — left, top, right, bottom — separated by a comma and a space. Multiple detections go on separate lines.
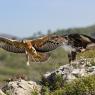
0, 44, 25, 53
0, 37, 22, 46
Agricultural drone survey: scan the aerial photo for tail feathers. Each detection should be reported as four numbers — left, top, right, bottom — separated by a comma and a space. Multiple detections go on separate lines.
30, 52, 51, 62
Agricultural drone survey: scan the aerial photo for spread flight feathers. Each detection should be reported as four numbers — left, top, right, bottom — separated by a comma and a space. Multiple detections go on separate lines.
0, 35, 65, 65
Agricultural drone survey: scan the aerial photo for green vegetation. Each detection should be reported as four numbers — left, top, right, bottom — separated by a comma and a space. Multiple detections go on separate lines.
41, 74, 64, 95
41, 74, 64, 91
50, 75, 95, 95
0, 48, 68, 82
0, 25, 95, 94
40, 73, 95, 95
78, 49, 95, 58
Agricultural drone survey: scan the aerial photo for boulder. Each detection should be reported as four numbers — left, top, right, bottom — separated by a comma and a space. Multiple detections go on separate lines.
2, 79, 41, 95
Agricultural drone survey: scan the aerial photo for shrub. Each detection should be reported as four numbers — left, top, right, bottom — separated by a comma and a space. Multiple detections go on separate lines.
40, 75, 95, 95
51, 75, 95, 95
41, 73, 64, 91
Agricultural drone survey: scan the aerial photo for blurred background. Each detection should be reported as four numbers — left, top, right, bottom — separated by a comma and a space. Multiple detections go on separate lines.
0, 0, 95, 83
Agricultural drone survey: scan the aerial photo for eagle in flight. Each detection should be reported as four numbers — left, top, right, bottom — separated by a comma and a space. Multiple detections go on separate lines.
0, 33, 94, 66
0, 35, 65, 66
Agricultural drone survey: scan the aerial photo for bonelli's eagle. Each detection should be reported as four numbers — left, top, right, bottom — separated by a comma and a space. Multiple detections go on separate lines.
0, 35, 65, 65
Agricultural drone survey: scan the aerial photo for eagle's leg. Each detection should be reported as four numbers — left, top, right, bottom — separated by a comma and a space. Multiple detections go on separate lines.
30, 47, 44, 61
25, 51, 30, 66
68, 51, 77, 67
30, 47, 42, 61
25, 42, 40, 60
27, 48, 40, 62
31, 46, 38, 56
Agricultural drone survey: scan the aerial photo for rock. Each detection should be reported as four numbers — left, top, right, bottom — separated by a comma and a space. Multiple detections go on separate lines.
43, 72, 52, 78
72, 68, 86, 77
66, 74, 76, 82
1, 58, 95, 94
2, 79, 41, 95
87, 66, 95, 72
43, 58, 95, 84
0, 89, 6, 95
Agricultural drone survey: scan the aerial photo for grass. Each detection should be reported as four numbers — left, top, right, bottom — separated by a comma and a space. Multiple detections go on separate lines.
0, 48, 68, 82
0, 48, 95, 82
1, 47, 95, 95
77, 49, 95, 59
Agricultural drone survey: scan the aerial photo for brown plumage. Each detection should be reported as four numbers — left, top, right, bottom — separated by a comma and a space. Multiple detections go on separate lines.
0, 35, 65, 65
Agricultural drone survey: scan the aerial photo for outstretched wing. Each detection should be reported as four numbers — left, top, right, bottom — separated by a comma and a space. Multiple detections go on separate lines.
0, 44, 25, 53
32, 35, 65, 52
0, 34, 66, 53
0, 37, 24, 47
0, 37, 25, 53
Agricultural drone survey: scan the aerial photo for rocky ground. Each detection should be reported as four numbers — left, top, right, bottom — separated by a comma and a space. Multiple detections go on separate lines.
0, 58, 95, 95
0, 79, 41, 95
43, 58, 95, 83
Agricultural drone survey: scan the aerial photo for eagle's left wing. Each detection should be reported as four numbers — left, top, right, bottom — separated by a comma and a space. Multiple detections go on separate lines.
0, 37, 25, 53
31, 35, 65, 52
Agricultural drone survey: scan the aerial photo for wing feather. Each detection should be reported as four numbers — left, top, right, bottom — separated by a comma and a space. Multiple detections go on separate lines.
0, 44, 25, 53
0, 37, 25, 53
32, 35, 65, 52
0, 37, 23, 47
34, 41, 61, 52
0, 35, 65, 53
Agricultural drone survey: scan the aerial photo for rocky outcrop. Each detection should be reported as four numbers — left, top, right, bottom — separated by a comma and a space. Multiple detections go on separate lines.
1, 58, 95, 95
2, 79, 41, 95
43, 58, 95, 82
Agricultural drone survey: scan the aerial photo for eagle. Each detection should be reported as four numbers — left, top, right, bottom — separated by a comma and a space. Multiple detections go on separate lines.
62, 33, 95, 63
0, 33, 94, 66
0, 35, 65, 66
